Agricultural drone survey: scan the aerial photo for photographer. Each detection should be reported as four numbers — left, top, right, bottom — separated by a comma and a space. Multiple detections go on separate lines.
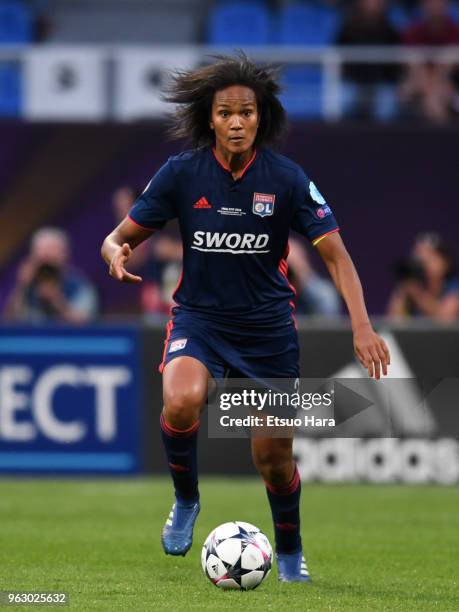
387, 232, 459, 322
5, 227, 98, 324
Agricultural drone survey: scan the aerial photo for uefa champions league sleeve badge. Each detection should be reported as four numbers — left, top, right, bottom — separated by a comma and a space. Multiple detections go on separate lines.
252, 193, 276, 217
309, 181, 326, 205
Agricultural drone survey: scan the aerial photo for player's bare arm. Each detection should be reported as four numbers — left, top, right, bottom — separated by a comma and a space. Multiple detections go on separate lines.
316, 232, 390, 379
101, 216, 153, 283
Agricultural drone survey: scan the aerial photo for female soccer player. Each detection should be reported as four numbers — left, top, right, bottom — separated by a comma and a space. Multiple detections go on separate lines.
101, 54, 390, 582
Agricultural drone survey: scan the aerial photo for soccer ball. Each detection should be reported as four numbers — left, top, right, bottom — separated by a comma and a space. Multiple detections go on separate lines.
201, 521, 272, 590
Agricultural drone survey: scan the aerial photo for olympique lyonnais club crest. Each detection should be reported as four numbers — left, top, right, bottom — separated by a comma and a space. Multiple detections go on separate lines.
252, 193, 275, 217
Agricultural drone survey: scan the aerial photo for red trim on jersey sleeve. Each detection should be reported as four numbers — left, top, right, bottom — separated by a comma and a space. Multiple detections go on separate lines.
278, 243, 297, 298
311, 227, 340, 246
127, 215, 156, 232
212, 147, 257, 178
278, 242, 297, 328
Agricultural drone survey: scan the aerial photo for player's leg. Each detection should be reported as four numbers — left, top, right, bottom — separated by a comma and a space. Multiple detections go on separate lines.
228, 321, 308, 579
162, 355, 211, 500
160, 355, 211, 556
251, 436, 311, 582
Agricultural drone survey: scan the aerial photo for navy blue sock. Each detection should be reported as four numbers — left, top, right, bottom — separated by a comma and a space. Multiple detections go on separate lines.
160, 412, 199, 504
265, 465, 302, 554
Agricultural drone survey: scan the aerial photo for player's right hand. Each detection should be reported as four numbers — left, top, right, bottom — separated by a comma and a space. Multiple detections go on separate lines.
109, 243, 143, 283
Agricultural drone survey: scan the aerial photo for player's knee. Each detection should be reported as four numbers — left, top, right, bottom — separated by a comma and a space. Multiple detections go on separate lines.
260, 461, 292, 486
163, 384, 206, 428
253, 450, 293, 485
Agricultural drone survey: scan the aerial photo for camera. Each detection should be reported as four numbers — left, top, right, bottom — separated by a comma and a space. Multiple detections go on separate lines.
393, 257, 426, 284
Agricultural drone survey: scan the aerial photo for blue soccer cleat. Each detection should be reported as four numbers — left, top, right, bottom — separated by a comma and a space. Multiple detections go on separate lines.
277, 550, 312, 583
161, 499, 200, 556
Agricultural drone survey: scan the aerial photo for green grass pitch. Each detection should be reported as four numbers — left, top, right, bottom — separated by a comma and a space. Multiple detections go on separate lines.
0, 478, 458, 611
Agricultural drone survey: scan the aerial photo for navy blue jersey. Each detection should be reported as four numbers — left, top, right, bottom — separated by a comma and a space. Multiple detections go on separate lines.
129, 147, 339, 327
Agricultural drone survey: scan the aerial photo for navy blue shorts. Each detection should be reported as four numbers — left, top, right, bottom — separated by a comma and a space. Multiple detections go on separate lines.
159, 309, 299, 380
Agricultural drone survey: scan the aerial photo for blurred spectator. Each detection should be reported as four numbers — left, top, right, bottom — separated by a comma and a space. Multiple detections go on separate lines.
404, 0, 459, 45
336, 0, 401, 120
142, 233, 182, 318
387, 232, 459, 321
5, 227, 98, 323
112, 185, 182, 317
112, 185, 140, 220
400, 0, 459, 122
24, 0, 54, 42
287, 238, 341, 316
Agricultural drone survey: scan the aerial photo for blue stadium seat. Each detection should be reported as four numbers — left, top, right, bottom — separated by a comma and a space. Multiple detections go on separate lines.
450, 2, 459, 22
0, 64, 21, 116
388, 5, 412, 31
280, 65, 323, 118
389, 3, 426, 31
278, 2, 340, 46
207, 1, 271, 45
0, 0, 33, 44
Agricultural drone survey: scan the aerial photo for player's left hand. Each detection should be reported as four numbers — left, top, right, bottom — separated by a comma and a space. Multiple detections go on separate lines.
353, 324, 390, 380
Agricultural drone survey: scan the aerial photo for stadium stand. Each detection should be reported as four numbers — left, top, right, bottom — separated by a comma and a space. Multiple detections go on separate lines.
0, 1, 32, 116
280, 65, 323, 118
276, 2, 341, 118
277, 2, 340, 46
207, 0, 271, 45
1, 1, 459, 120
0, 0, 32, 43
0, 64, 21, 116
388, 4, 414, 30
43, 0, 208, 44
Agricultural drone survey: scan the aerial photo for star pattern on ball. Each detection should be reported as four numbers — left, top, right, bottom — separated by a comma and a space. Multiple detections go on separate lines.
202, 522, 272, 590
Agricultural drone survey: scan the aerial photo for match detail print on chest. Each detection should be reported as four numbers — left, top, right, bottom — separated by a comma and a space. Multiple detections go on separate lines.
190, 187, 277, 223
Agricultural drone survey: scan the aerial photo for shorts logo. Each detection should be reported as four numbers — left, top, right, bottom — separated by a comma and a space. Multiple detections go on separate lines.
252, 193, 275, 217
169, 339, 187, 353
316, 204, 332, 219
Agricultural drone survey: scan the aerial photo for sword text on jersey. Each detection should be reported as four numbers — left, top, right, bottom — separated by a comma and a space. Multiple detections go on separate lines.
191, 231, 270, 254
